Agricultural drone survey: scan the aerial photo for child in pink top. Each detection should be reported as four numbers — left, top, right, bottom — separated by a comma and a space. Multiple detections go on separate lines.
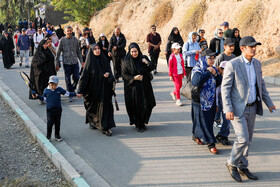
169, 43, 186, 106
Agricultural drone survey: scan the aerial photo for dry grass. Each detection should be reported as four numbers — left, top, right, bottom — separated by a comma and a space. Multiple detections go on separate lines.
235, 1, 263, 35
181, 0, 207, 38
150, 1, 173, 28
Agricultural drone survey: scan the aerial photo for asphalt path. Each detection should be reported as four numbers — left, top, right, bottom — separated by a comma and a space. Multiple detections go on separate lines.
0, 54, 280, 186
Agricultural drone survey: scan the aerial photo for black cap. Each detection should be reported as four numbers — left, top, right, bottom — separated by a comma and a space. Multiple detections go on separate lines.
224, 38, 235, 46
240, 36, 262, 47
202, 49, 216, 57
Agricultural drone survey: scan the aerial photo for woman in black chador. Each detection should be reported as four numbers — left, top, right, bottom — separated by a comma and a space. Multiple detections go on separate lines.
165, 27, 184, 65
29, 38, 56, 101
77, 44, 116, 136
122, 43, 156, 132
0, 31, 15, 69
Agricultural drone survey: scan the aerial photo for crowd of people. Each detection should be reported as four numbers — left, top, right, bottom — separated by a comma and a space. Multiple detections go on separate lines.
0, 18, 277, 183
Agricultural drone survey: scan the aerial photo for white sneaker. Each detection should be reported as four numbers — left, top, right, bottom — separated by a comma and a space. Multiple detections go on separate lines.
170, 92, 176, 101
176, 99, 182, 106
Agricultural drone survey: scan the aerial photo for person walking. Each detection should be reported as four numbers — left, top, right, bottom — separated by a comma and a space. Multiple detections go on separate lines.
231, 28, 242, 56
168, 43, 186, 106
197, 29, 208, 51
17, 28, 31, 68
147, 25, 162, 74
209, 29, 224, 55
33, 27, 44, 50
165, 27, 184, 66
29, 38, 56, 103
122, 43, 156, 132
0, 31, 15, 69
182, 32, 202, 81
97, 33, 110, 61
222, 36, 276, 182
77, 44, 116, 136
27, 26, 36, 56
191, 49, 222, 154
56, 26, 83, 102
108, 27, 126, 82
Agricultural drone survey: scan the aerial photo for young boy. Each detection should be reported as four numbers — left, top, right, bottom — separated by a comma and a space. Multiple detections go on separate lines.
215, 61, 231, 145
33, 75, 78, 141
169, 43, 186, 106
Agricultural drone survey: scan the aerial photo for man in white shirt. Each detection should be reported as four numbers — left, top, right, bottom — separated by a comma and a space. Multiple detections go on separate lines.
33, 27, 44, 49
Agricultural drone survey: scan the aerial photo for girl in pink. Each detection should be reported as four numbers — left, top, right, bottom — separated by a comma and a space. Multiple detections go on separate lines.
169, 43, 186, 106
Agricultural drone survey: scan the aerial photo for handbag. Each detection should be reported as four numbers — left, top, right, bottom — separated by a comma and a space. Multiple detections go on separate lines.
180, 78, 192, 100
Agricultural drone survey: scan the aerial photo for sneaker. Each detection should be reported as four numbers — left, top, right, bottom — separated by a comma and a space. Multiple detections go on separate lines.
170, 92, 176, 101
214, 119, 222, 129
176, 99, 182, 106
55, 135, 63, 142
69, 97, 73, 102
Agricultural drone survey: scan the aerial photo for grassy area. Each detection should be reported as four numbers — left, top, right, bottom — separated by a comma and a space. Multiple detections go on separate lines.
150, 1, 173, 28
235, 1, 263, 35
180, 0, 207, 38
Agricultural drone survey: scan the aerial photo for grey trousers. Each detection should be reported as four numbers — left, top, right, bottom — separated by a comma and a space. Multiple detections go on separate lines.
228, 103, 257, 169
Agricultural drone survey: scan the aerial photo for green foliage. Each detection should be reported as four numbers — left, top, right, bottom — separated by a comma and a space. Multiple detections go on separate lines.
52, 0, 111, 25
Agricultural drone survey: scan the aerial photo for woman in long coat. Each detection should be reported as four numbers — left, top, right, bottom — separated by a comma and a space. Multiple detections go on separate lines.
191, 49, 222, 154
29, 38, 56, 101
165, 27, 184, 65
77, 44, 115, 136
0, 31, 15, 69
122, 43, 156, 132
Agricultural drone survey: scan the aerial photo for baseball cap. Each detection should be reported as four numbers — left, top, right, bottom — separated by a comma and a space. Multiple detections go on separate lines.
171, 43, 181, 49
100, 33, 105, 37
220, 22, 229, 26
219, 61, 228, 69
224, 38, 235, 46
202, 48, 216, 57
48, 75, 59, 84
22, 28, 27, 31
239, 36, 262, 47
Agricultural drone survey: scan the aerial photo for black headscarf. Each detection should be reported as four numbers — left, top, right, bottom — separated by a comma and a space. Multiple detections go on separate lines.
125, 43, 143, 74
168, 27, 183, 42
231, 28, 241, 40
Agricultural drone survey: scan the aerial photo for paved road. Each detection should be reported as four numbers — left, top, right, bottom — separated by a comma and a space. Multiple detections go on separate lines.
0, 55, 280, 186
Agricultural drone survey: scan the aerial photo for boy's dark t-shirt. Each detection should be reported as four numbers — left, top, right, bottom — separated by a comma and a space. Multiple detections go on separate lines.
38, 87, 76, 109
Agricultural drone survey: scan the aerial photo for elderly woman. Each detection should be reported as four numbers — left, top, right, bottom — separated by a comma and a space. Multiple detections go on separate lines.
77, 44, 115, 136
122, 43, 156, 132
191, 49, 222, 154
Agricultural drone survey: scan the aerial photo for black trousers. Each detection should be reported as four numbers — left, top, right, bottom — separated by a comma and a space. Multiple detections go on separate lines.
112, 56, 123, 80
150, 52, 160, 71
185, 67, 193, 82
47, 107, 62, 138
30, 39, 34, 56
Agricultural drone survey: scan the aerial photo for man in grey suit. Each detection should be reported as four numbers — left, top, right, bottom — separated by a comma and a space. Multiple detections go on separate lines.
222, 36, 276, 182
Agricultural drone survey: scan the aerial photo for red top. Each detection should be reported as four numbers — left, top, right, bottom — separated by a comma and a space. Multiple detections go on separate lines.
168, 53, 186, 77
146, 32, 161, 54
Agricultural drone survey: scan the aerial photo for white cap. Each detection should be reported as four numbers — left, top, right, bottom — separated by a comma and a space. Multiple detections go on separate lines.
171, 43, 181, 49
219, 61, 228, 68
100, 33, 105, 37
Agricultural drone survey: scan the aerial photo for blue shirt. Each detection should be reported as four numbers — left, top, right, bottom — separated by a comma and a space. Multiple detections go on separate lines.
17, 35, 31, 50
38, 86, 76, 109
242, 55, 257, 104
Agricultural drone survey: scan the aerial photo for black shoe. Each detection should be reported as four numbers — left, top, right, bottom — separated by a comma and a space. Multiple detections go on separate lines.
19, 62, 22, 67
226, 163, 242, 182
55, 135, 63, 142
115, 78, 119, 83
136, 127, 144, 132
154, 70, 157, 75
47, 135, 51, 140
89, 124, 97, 130
221, 137, 231, 145
103, 130, 112, 136
238, 168, 258, 180
216, 134, 223, 142
143, 124, 147, 130
25, 65, 29, 68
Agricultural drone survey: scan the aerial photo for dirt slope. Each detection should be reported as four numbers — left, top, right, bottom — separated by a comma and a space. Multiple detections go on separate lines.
88, 0, 280, 75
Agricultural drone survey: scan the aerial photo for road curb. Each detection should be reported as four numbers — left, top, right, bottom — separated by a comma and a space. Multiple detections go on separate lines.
0, 80, 109, 187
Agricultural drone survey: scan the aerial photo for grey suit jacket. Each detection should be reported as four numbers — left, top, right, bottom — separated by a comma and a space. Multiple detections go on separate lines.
221, 56, 274, 117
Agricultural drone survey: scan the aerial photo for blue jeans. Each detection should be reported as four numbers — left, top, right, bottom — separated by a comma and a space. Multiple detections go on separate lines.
217, 94, 230, 137
63, 63, 80, 92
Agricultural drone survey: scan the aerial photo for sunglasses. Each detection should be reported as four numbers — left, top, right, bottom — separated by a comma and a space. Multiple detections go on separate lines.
218, 32, 223, 34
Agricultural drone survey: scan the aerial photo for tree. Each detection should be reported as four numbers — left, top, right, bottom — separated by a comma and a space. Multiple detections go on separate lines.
51, 0, 111, 25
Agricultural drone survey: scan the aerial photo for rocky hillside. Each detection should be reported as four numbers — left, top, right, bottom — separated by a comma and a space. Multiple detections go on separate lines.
88, 0, 280, 75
